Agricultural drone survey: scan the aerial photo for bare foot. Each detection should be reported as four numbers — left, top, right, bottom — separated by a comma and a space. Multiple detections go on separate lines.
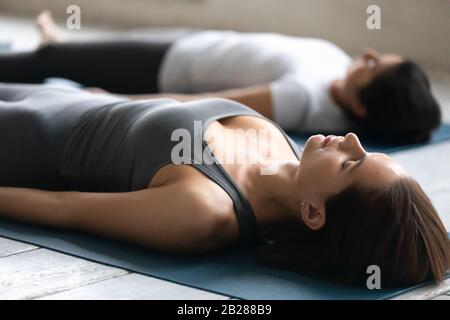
36, 10, 65, 45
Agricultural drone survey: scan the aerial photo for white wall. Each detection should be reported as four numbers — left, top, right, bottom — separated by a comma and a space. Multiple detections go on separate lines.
1, 0, 449, 70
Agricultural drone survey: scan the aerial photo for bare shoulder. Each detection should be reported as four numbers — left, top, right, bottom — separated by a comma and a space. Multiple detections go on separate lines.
173, 175, 241, 251
148, 163, 241, 252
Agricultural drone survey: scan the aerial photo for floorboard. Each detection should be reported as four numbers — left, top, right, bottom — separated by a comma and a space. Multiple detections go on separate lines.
0, 248, 128, 300
38, 273, 229, 300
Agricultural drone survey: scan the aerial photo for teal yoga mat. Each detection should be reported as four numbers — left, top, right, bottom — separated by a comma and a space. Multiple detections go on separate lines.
0, 125, 449, 299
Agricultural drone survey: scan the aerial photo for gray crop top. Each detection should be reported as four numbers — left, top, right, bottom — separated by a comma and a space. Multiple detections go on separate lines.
0, 84, 301, 245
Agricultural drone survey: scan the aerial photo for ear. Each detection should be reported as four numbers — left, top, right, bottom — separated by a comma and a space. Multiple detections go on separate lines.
300, 202, 326, 231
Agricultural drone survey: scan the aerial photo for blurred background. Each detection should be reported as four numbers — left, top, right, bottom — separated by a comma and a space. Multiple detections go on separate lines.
0, 0, 449, 121
0, 0, 449, 70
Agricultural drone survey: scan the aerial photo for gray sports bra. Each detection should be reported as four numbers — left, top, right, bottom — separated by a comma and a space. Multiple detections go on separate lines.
0, 84, 301, 246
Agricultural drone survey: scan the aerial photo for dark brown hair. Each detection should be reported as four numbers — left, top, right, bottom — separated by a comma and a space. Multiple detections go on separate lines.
256, 177, 450, 287
358, 60, 441, 144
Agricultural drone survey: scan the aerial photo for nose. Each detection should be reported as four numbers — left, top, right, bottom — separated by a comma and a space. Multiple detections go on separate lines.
363, 48, 380, 60
342, 133, 366, 157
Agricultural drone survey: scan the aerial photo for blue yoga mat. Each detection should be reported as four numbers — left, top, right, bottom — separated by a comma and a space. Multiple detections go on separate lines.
0, 125, 449, 299
0, 218, 448, 300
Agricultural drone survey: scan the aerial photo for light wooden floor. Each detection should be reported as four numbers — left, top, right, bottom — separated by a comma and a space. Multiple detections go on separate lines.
0, 237, 230, 300
0, 15, 450, 300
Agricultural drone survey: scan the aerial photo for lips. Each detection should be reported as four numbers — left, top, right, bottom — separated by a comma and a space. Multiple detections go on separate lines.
322, 135, 336, 148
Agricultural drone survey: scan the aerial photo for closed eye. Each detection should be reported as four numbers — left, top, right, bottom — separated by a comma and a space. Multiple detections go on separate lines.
341, 160, 353, 170
342, 156, 367, 173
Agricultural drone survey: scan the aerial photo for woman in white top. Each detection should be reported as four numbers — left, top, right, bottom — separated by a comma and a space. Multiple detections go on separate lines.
0, 11, 441, 143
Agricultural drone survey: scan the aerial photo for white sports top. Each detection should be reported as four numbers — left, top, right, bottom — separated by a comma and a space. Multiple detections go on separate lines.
158, 30, 355, 133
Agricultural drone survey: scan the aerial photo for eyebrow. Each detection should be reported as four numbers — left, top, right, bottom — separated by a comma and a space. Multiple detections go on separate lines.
349, 156, 367, 173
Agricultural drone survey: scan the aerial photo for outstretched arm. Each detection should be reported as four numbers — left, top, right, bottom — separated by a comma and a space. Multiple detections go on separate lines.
0, 183, 224, 254
125, 84, 274, 119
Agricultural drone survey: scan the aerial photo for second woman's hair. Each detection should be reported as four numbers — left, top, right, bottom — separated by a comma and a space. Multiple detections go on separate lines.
358, 61, 441, 144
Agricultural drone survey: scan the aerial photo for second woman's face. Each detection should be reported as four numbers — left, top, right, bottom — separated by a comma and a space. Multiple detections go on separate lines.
342, 48, 404, 118
345, 48, 403, 90
298, 133, 407, 204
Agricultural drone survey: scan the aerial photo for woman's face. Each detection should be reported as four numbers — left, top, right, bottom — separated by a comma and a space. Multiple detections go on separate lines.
343, 48, 404, 117
297, 133, 407, 207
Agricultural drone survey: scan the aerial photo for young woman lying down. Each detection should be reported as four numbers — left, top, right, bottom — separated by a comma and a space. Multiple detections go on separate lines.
0, 11, 441, 145
0, 82, 449, 287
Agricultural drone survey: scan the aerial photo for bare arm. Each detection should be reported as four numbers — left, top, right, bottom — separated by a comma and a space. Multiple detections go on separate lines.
124, 84, 274, 119
0, 183, 225, 254
0, 187, 68, 228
